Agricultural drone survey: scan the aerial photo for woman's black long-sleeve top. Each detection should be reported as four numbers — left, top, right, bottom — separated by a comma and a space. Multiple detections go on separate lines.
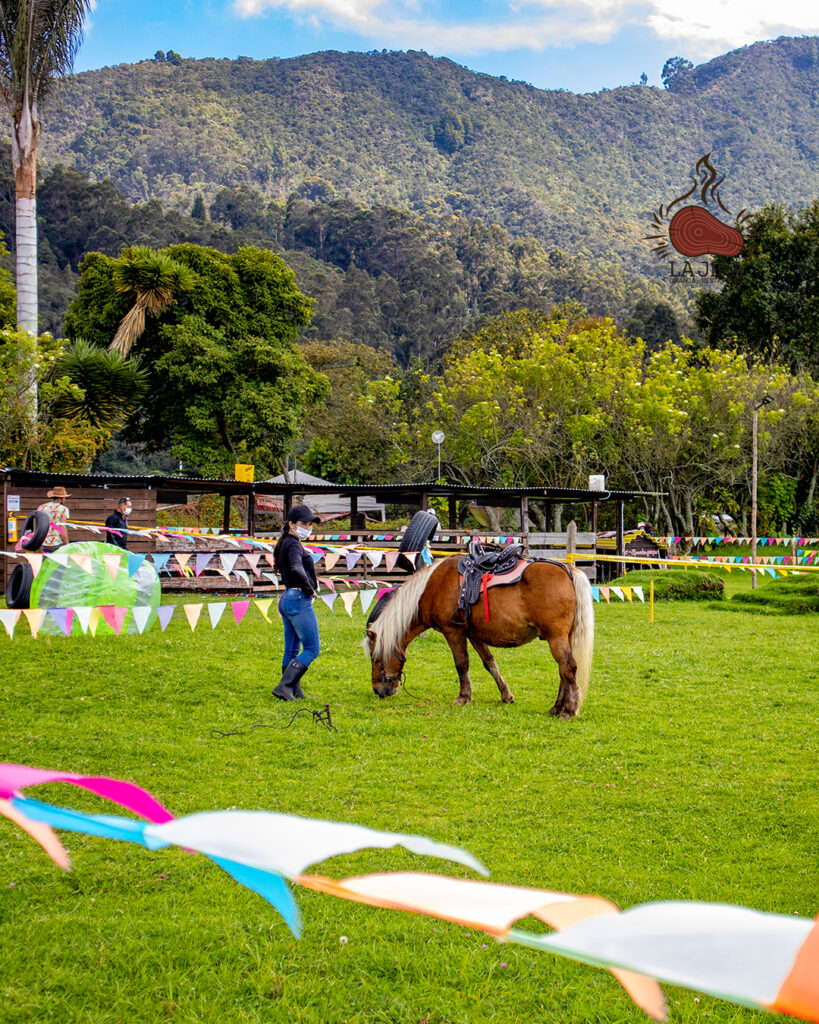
275, 533, 318, 595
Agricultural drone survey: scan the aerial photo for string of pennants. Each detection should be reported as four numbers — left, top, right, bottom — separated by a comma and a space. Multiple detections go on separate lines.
0, 584, 396, 639
664, 535, 819, 547
591, 585, 644, 604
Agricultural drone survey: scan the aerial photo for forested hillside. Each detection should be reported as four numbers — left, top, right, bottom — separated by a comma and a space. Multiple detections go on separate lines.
0, 158, 688, 361
34, 36, 819, 272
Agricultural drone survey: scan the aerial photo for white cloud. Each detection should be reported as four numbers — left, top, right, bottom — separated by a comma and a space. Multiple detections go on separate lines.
231, 0, 819, 57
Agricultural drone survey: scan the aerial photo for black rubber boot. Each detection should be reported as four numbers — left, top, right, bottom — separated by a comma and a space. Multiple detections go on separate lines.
273, 659, 308, 700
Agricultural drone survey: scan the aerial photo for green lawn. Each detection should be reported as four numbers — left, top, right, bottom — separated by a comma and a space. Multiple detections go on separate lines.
1, 574, 817, 1023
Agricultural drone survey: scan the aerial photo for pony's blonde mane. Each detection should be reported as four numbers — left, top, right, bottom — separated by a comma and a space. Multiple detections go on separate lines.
365, 561, 442, 661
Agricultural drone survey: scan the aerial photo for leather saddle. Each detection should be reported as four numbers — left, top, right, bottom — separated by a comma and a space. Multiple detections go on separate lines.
453, 539, 530, 625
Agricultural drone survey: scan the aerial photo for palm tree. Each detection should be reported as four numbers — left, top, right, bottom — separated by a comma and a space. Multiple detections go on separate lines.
0, 0, 93, 409
110, 246, 196, 356
55, 338, 148, 429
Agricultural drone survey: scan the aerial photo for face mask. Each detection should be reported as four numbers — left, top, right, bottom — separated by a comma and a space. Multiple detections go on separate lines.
124, 506, 132, 516
294, 524, 312, 541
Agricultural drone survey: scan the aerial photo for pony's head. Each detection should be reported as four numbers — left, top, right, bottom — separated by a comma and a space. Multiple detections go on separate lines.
363, 627, 406, 698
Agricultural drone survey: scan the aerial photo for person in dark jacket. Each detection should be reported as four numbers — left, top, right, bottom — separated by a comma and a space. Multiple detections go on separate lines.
273, 504, 322, 700
104, 497, 132, 549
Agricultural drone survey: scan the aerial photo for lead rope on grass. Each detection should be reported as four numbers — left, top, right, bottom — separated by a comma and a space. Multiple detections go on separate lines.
210, 703, 337, 739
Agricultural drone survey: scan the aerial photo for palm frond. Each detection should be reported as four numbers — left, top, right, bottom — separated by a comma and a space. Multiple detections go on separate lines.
54, 337, 148, 428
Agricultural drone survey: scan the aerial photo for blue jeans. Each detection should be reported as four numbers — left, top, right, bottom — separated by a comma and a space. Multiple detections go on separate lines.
279, 589, 321, 671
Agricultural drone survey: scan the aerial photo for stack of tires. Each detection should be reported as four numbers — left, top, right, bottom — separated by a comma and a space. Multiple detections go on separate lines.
5, 510, 50, 608
396, 510, 439, 573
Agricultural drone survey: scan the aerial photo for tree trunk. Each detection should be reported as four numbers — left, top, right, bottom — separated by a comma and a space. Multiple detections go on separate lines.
552, 503, 563, 532
11, 99, 39, 421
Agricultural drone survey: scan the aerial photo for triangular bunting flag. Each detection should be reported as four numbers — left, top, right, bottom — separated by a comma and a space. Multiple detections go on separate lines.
151, 552, 172, 573
324, 552, 340, 570
183, 604, 202, 631
359, 588, 377, 614
341, 591, 358, 617
46, 550, 70, 567
220, 553, 239, 575
600, 586, 611, 604
234, 570, 250, 587
207, 603, 226, 628
22, 553, 43, 576
131, 606, 153, 635
385, 551, 400, 572
102, 554, 121, 581
622, 586, 633, 603
69, 553, 93, 574
0, 609, 21, 637
174, 552, 192, 571
320, 592, 337, 611
262, 572, 279, 587
195, 552, 214, 577
232, 600, 250, 624
345, 551, 362, 571
264, 553, 277, 570
47, 608, 73, 637
244, 553, 261, 576
611, 586, 624, 601
403, 551, 419, 568
323, 577, 336, 592
376, 587, 395, 602
127, 553, 146, 577
99, 606, 128, 636
254, 599, 273, 622
632, 586, 645, 603
157, 606, 175, 631
366, 550, 384, 569
591, 586, 600, 603
23, 608, 45, 637
88, 608, 102, 636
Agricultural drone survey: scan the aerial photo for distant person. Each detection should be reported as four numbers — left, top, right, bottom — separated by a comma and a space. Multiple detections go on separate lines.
273, 504, 322, 701
104, 497, 132, 549
37, 486, 71, 553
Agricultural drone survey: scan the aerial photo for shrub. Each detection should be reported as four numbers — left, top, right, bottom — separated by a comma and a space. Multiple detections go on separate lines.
609, 568, 725, 601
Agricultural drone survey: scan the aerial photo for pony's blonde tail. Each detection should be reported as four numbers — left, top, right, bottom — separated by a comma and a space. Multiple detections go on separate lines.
570, 569, 595, 703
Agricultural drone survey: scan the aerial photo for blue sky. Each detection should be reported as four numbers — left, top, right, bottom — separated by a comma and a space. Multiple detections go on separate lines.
77, 0, 819, 94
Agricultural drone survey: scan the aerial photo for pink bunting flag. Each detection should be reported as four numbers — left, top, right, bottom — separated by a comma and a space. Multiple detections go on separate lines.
244, 553, 261, 576
23, 608, 45, 637
98, 606, 128, 636
376, 587, 395, 602
385, 551, 400, 572
102, 554, 121, 581
22, 553, 43, 577
69, 553, 93, 574
232, 600, 250, 625
157, 606, 175, 632
323, 577, 336, 592
195, 553, 214, 577
183, 604, 202, 631
264, 553, 277, 570
599, 587, 611, 604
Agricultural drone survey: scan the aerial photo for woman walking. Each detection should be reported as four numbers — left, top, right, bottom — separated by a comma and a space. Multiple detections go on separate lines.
273, 505, 322, 700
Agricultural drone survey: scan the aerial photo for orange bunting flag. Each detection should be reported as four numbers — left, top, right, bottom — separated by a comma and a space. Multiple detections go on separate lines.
324, 552, 340, 571
22, 553, 43, 577
183, 604, 202, 631
23, 608, 46, 638
69, 553, 93, 574
102, 554, 121, 581
341, 591, 358, 617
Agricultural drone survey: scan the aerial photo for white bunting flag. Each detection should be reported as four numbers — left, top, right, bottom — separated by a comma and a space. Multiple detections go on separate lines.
234, 570, 250, 587
366, 550, 384, 569
131, 607, 153, 635
220, 553, 239, 575
0, 609, 21, 638
46, 550, 70, 567
385, 551, 400, 572
633, 586, 645, 603
208, 603, 226, 629
359, 588, 377, 615
611, 586, 624, 601
73, 607, 93, 635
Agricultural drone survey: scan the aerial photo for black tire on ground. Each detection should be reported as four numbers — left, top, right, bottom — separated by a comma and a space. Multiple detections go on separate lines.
6, 562, 34, 609
397, 510, 440, 573
20, 510, 51, 551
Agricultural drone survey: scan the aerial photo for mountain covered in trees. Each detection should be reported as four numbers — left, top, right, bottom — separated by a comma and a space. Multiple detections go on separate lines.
33, 35, 819, 275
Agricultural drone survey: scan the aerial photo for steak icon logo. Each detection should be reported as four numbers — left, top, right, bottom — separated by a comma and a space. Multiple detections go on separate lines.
646, 153, 749, 265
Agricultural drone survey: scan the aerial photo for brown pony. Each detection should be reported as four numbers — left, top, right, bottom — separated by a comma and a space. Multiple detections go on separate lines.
363, 557, 594, 718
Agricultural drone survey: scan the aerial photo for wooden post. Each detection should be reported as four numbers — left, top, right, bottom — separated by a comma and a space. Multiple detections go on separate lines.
616, 500, 625, 578
448, 495, 457, 530
350, 493, 365, 531
520, 495, 530, 555
566, 519, 577, 565
247, 491, 256, 537
222, 494, 232, 535
420, 490, 429, 511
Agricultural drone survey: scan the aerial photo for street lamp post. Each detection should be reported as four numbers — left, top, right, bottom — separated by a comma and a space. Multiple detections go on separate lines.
751, 394, 773, 590
431, 430, 445, 482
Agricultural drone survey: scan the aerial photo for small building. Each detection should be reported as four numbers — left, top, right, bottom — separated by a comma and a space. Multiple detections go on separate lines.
261, 471, 386, 522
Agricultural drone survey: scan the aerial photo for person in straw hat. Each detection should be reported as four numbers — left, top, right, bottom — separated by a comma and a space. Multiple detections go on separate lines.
37, 486, 71, 552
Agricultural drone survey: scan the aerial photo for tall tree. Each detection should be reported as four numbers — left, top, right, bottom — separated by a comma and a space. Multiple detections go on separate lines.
0, 0, 93, 402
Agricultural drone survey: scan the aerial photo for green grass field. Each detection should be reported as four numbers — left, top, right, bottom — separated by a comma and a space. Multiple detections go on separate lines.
1, 572, 817, 1023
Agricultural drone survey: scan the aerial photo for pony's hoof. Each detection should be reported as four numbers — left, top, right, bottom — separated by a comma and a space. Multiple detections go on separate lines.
501, 692, 515, 704
454, 695, 472, 706
549, 703, 560, 716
